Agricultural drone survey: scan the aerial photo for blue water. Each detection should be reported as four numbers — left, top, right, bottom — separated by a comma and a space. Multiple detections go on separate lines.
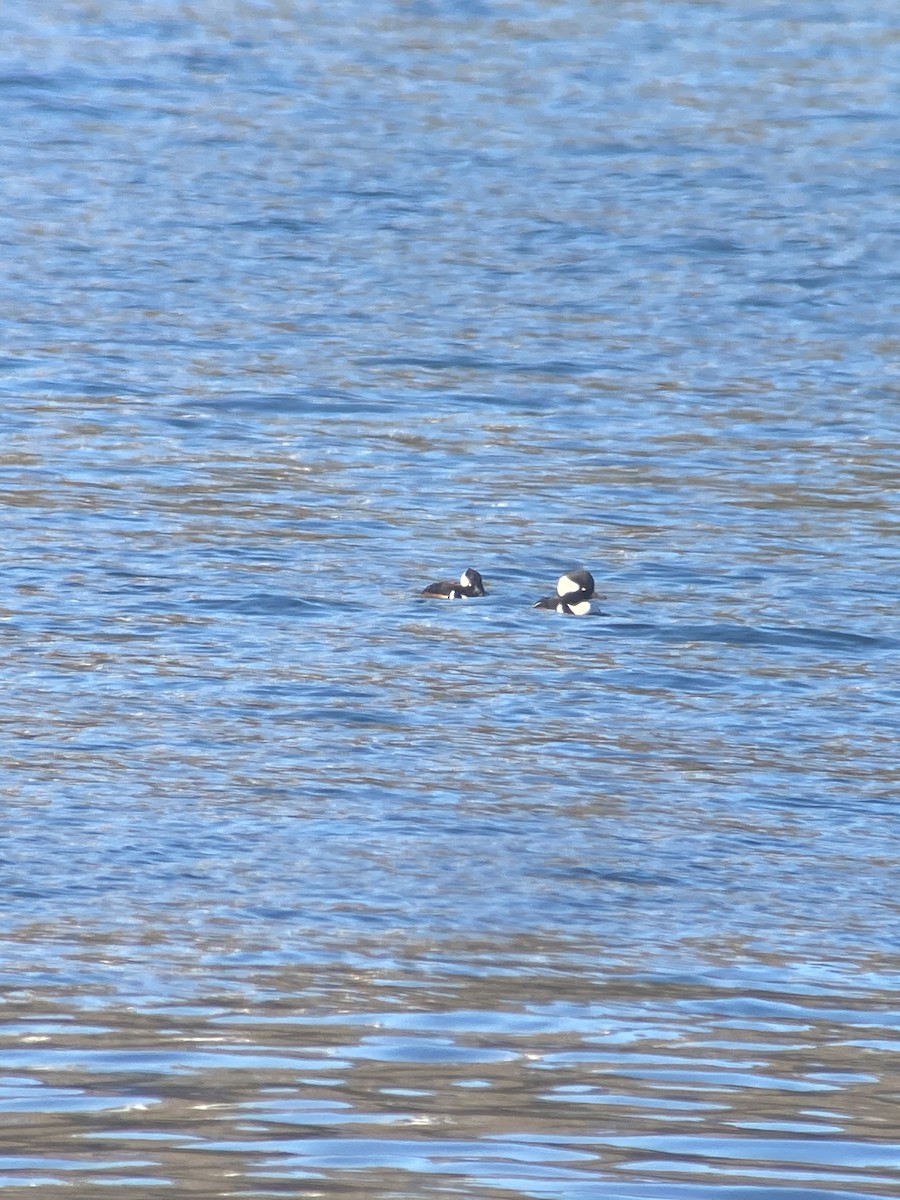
2, 2, 900, 1196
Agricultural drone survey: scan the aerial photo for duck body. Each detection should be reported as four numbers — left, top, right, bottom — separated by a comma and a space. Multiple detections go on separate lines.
422, 567, 486, 600
534, 569, 596, 616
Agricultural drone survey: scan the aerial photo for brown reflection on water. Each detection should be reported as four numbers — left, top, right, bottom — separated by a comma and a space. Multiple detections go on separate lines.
2, 933, 900, 1197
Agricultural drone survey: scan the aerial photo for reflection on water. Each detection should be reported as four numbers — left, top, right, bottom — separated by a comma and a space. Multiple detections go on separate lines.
2, 0, 900, 1196
2, 945, 900, 1196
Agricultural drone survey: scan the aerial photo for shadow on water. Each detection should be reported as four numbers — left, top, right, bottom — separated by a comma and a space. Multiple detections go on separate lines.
601, 622, 896, 652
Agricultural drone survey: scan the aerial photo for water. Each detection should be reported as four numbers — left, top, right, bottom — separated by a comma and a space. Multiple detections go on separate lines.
2, 1, 900, 1195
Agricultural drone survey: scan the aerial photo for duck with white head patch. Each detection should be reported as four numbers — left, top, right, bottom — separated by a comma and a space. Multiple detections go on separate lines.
421, 567, 486, 601
534, 569, 597, 616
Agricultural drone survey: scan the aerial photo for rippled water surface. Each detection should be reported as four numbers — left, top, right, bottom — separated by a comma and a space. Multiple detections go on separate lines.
2, 1, 900, 1196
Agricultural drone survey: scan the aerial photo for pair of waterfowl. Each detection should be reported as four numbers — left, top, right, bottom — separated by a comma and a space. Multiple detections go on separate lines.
422, 568, 599, 616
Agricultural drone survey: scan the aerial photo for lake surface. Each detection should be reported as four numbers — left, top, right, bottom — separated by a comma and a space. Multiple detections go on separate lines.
2, 1, 900, 1196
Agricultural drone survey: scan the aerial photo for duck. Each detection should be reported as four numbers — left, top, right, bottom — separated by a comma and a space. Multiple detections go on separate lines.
533, 569, 597, 616
421, 567, 486, 600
